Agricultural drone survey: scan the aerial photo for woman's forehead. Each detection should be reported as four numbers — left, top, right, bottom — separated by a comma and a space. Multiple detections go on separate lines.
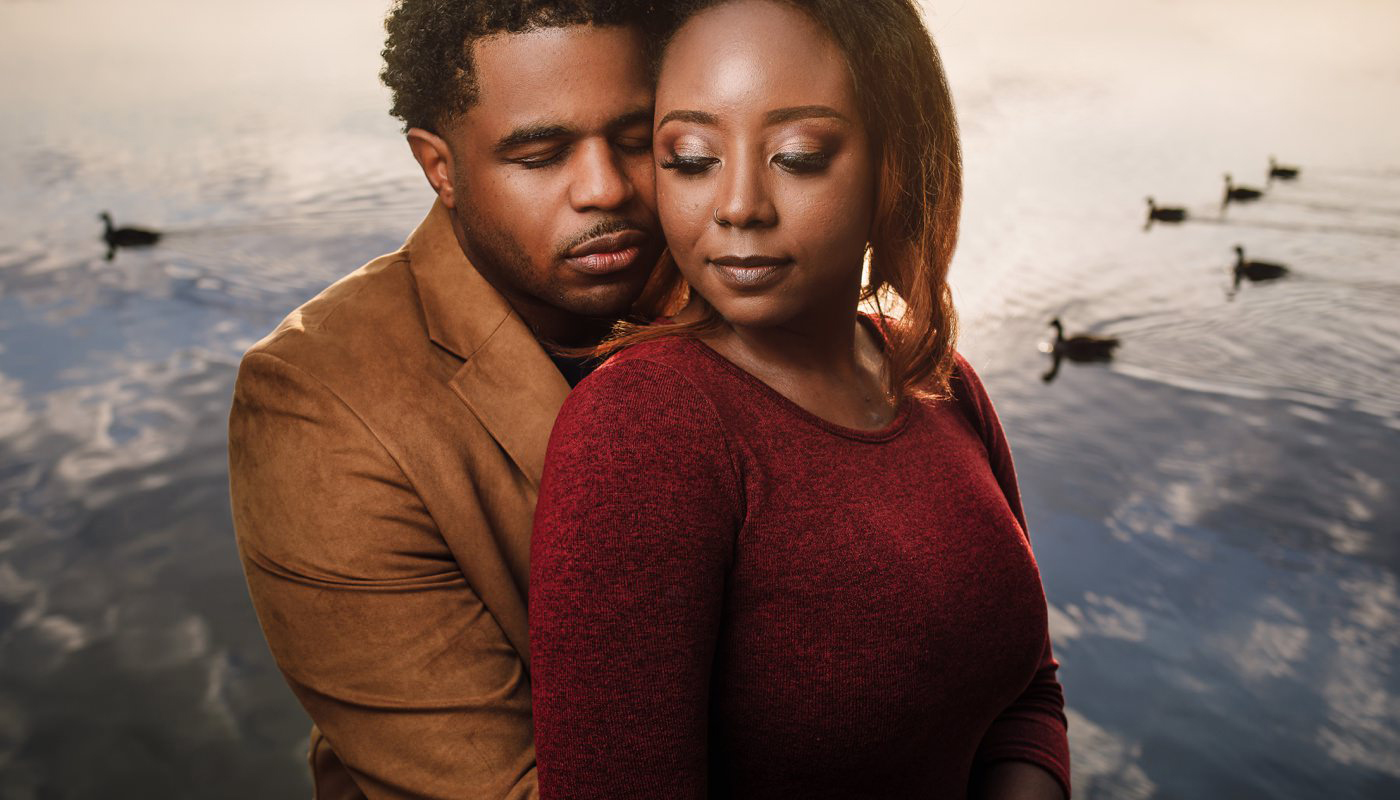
655, 0, 855, 117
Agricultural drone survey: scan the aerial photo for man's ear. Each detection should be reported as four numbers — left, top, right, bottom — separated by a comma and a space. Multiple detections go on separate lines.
407, 127, 457, 209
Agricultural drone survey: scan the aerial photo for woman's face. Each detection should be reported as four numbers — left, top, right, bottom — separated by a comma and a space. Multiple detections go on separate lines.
654, 0, 877, 330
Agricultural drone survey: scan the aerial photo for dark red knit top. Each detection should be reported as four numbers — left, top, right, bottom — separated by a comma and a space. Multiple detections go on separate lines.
529, 333, 1070, 800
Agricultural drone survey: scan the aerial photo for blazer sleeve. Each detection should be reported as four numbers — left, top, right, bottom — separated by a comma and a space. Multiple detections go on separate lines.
954, 355, 1073, 799
228, 351, 537, 800
529, 359, 742, 800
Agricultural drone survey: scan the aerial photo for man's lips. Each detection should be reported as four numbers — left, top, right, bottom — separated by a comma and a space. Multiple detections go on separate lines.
563, 230, 648, 275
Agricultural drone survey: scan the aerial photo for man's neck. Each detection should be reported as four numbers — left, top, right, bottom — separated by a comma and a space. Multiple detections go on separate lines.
508, 294, 616, 350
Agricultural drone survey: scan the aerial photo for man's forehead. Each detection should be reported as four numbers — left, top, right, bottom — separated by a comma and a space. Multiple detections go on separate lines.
469, 24, 652, 127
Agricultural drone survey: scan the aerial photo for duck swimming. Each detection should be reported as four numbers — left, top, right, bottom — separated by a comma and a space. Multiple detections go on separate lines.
1232, 245, 1289, 288
1268, 156, 1300, 183
1145, 197, 1187, 229
99, 211, 161, 259
1222, 173, 1264, 209
1048, 317, 1120, 362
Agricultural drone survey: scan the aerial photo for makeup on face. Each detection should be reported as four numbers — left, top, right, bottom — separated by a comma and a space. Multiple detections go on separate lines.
652, 1, 878, 329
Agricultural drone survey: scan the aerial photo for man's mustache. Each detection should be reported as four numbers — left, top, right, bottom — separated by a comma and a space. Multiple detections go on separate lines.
557, 218, 658, 258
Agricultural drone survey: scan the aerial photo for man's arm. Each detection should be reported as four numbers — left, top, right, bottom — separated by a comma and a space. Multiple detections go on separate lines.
229, 351, 537, 800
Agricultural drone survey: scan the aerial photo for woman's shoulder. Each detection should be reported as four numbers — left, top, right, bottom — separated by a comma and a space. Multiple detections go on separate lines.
948, 350, 984, 394
555, 335, 728, 441
578, 336, 715, 398
936, 349, 1011, 455
599, 333, 706, 371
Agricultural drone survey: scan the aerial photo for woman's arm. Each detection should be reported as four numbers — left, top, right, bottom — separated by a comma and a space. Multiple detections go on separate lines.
970, 634, 1072, 799
529, 358, 742, 800
972, 760, 1068, 800
954, 354, 1073, 798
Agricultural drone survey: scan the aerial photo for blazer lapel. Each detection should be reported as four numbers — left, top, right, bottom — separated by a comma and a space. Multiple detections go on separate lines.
406, 200, 570, 488
449, 327, 569, 489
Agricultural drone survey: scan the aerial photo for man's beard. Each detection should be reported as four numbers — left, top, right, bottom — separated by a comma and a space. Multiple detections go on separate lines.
454, 204, 567, 310
452, 204, 654, 322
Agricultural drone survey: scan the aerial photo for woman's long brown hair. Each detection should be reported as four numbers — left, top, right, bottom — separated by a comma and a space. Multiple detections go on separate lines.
596, 0, 962, 399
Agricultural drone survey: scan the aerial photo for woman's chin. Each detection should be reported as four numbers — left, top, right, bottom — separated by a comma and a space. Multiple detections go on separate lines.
703, 295, 804, 331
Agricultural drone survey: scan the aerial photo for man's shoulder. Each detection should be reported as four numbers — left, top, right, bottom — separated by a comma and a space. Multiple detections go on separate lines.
244, 246, 419, 370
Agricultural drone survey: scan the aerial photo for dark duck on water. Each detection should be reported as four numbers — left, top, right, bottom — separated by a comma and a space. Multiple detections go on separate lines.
99, 211, 161, 259
1268, 155, 1300, 184
1232, 244, 1289, 288
1048, 318, 1120, 361
1145, 196, 1187, 229
1221, 173, 1264, 210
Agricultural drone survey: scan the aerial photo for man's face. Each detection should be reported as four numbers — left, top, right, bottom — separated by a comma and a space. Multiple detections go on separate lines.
445, 25, 661, 325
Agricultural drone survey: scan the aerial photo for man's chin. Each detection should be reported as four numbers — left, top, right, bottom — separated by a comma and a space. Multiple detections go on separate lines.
553, 280, 647, 321
554, 258, 658, 316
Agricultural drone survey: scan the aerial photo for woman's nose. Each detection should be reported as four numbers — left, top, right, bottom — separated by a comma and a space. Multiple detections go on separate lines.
712, 156, 777, 229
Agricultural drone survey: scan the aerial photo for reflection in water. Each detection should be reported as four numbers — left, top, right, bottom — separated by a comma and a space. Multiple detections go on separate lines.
1, 0, 1398, 797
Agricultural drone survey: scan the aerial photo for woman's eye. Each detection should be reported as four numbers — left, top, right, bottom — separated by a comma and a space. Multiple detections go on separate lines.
772, 150, 831, 174
659, 154, 719, 176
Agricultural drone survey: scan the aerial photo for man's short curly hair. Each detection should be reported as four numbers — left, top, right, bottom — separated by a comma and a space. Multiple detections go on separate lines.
381, 0, 655, 133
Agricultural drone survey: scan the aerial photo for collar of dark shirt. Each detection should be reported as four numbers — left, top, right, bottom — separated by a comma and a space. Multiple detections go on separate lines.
549, 352, 600, 389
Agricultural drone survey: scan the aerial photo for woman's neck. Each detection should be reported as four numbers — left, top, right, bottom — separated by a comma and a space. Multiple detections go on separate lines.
682, 295, 897, 431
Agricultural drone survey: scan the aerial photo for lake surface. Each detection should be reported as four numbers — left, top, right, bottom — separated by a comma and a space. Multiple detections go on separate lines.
1, 0, 1397, 797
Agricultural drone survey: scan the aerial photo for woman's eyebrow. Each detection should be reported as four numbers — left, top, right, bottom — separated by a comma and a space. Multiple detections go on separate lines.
765, 105, 846, 125
657, 109, 719, 128
655, 105, 847, 129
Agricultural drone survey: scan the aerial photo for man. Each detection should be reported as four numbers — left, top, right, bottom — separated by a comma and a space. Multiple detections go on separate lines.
228, 2, 664, 797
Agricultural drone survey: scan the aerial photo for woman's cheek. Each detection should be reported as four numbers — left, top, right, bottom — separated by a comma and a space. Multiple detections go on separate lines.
658, 184, 710, 254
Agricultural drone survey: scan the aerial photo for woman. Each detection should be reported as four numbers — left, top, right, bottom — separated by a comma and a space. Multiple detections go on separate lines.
529, 1, 1070, 798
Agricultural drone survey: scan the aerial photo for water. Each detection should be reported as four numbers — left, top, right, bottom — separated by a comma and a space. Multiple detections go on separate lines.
1, 0, 1397, 797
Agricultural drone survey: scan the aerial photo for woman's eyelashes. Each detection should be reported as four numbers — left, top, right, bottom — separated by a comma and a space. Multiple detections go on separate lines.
658, 149, 834, 176
658, 153, 720, 175
772, 150, 832, 173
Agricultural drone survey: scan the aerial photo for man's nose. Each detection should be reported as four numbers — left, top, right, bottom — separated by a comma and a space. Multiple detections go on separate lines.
712, 155, 777, 229
568, 140, 636, 212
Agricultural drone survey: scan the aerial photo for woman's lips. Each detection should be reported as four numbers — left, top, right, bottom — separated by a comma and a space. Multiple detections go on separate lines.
564, 230, 647, 275
709, 255, 792, 288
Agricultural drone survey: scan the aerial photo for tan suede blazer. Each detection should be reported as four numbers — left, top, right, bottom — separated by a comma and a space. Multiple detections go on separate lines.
229, 201, 567, 799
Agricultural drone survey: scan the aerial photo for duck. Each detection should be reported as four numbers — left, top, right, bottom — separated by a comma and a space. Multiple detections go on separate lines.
1232, 245, 1289, 286
1048, 317, 1120, 362
99, 211, 161, 258
1222, 173, 1264, 209
1268, 156, 1300, 183
1145, 197, 1187, 228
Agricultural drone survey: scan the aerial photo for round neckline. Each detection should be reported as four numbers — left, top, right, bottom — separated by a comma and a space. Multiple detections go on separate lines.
680, 315, 914, 443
